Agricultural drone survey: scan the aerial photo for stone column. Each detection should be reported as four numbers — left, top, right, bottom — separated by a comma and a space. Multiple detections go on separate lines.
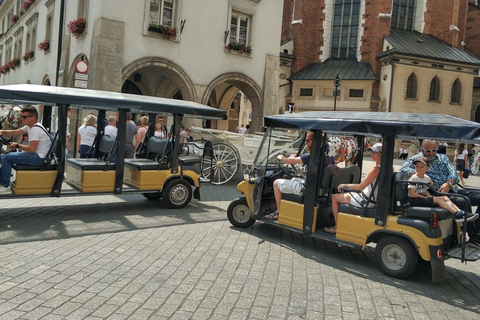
89, 18, 125, 92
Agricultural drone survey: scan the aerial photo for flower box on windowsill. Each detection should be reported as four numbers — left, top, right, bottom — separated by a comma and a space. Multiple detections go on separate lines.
23, 50, 34, 63
1, 64, 10, 74
9, 58, 20, 70
224, 42, 253, 57
67, 18, 87, 38
37, 40, 50, 53
148, 24, 178, 40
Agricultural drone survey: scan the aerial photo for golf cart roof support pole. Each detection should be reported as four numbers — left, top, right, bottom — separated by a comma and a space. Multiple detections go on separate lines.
115, 109, 127, 194
171, 113, 182, 173
148, 113, 156, 137
355, 135, 365, 173
42, 104, 53, 134
51, 103, 68, 196
303, 130, 322, 235
94, 109, 106, 159
375, 134, 395, 226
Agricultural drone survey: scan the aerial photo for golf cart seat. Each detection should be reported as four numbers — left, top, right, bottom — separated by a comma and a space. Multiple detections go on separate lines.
11, 131, 59, 195
393, 172, 452, 221
65, 135, 117, 192
124, 137, 169, 170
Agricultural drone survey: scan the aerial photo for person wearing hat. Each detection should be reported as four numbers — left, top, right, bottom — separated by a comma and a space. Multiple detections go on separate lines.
325, 142, 383, 234
406, 156, 476, 222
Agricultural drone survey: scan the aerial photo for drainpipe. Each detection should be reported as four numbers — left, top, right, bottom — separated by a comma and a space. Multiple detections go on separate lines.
387, 51, 396, 113
55, 0, 66, 86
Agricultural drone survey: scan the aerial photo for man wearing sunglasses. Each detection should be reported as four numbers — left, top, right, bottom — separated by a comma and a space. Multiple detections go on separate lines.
400, 139, 480, 246
0, 105, 51, 194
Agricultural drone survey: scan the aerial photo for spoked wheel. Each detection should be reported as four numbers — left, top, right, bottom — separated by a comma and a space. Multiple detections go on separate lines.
161, 179, 192, 209
201, 143, 239, 185
375, 236, 418, 279
227, 198, 255, 228
471, 154, 479, 175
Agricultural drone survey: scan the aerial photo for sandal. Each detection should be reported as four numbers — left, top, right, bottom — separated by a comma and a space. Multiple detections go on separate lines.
324, 226, 336, 234
265, 211, 279, 220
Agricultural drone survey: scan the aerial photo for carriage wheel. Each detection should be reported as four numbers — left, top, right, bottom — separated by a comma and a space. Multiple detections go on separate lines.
471, 155, 479, 175
201, 143, 239, 185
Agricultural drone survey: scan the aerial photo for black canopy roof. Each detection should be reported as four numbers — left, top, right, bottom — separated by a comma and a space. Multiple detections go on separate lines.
265, 111, 480, 142
0, 84, 226, 119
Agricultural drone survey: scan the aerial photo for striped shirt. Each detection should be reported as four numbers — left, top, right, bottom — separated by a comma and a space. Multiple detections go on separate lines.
399, 152, 459, 192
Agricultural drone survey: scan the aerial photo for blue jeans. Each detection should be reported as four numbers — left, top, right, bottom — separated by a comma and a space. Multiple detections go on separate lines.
0, 152, 43, 187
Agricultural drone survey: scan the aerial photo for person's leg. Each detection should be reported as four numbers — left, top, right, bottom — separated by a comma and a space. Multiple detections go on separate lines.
0, 152, 43, 187
325, 193, 351, 232
452, 190, 480, 239
273, 179, 282, 213
432, 196, 460, 214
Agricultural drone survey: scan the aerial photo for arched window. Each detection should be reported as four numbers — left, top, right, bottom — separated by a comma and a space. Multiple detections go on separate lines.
406, 73, 417, 99
428, 76, 440, 102
451, 78, 462, 104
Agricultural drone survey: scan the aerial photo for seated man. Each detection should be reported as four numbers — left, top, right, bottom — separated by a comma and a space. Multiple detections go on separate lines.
0, 105, 51, 194
267, 131, 313, 220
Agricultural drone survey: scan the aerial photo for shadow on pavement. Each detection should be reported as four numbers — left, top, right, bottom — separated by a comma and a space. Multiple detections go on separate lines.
230, 222, 480, 316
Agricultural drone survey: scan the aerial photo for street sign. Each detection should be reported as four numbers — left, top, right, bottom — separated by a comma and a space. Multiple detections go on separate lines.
333, 90, 340, 97
75, 73, 88, 81
75, 60, 89, 74
334, 75, 341, 87
74, 79, 88, 89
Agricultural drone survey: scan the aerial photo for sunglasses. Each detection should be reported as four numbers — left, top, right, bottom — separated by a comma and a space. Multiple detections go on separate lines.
423, 148, 437, 153
21, 115, 34, 119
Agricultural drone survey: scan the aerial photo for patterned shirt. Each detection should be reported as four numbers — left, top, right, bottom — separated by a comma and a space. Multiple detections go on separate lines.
399, 152, 459, 192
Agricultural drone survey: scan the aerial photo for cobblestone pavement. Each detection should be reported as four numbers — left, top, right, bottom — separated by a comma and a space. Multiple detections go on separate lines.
0, 162, 479, 319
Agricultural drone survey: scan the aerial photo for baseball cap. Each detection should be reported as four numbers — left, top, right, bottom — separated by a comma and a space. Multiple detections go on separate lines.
413, 156, 429, 166
367, 142, 382, 153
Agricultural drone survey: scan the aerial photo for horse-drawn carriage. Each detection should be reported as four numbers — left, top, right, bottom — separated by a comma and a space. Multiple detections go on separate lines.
186, 127, 359, 185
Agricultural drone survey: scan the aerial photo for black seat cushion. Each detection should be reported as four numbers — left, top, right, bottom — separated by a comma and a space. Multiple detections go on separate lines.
338, 203, 376, 218
179, 156, 202, 166
124, 159, 168, 171
405, 207, 452, 221
13, 163, 57, 171
67, 158, 116, 170
282, 193, 303, 203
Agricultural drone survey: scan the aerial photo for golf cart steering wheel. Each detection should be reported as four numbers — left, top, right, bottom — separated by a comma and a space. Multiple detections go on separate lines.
278, 160, 297, 177
0, 136, 11, 146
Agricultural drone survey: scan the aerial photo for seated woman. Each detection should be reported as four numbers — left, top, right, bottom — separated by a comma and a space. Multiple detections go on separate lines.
324, 143, 382, 234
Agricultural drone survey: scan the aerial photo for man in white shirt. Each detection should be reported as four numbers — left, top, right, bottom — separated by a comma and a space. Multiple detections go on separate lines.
104, 115, 118, 137
0, 106, 51, 194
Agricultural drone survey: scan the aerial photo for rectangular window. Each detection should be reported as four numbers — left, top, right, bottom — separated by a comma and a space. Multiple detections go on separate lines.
46, 14, 53, 41
150, 0, 174, 28
300, 88, 313, 96
331, 0, 361, 59
349, 89, 363, 98
229, 11, 250, 45
391, 0, 416, 30
78, 0, 89, 19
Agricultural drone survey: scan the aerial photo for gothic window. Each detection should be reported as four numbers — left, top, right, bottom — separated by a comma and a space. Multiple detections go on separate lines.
428, 76, 440, 102
391, 0, 416, 30
406, 73, 417, 99
331, 0, 360, 59
451, 78, 462, 104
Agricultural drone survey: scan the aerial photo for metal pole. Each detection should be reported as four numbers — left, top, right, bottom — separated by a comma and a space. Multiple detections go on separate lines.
55, 0, 66, 86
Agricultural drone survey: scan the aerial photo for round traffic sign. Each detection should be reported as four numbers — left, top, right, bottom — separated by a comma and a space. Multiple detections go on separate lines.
75, 60, 88, 73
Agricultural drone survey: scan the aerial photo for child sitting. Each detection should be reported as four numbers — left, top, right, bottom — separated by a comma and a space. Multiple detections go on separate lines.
407, 157, 469, 222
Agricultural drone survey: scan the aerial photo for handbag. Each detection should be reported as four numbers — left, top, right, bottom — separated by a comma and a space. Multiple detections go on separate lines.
463, 168, 470, 179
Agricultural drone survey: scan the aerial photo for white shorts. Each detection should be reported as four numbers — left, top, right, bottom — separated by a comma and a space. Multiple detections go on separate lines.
277, 178, 305, 196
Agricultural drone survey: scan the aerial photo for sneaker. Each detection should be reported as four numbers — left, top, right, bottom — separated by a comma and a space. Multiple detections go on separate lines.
0, 186, 11, 195
455, 210, 466, 222
455, 211, 479, 223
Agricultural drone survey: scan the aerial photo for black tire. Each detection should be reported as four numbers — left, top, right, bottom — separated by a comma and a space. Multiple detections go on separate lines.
161, 179, 192, 209
374, 236, 418, 279
142, 192, 162, 201
227, 198, 255, 228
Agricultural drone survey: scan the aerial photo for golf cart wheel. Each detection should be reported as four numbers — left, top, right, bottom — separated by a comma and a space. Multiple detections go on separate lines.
227, 198, 255, 228
375, 236, 418, 279
142, 192, 162, 201
162, 179, 192, 209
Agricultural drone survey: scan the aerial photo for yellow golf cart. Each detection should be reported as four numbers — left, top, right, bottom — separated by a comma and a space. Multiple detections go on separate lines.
0, 84, 225, 208
227, 111, 480, 282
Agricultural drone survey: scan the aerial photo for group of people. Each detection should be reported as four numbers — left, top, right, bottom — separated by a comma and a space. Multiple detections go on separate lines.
270, 133, 480, 246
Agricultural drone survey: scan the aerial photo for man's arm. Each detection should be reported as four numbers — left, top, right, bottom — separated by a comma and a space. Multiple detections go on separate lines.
0, 128, 27, 137
277, 154, 303, 165
399, 155, 416, 175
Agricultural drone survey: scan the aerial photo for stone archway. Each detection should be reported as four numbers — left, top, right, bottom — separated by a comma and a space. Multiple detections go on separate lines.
203, 73, 262, 131
122, 57, 197, 102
